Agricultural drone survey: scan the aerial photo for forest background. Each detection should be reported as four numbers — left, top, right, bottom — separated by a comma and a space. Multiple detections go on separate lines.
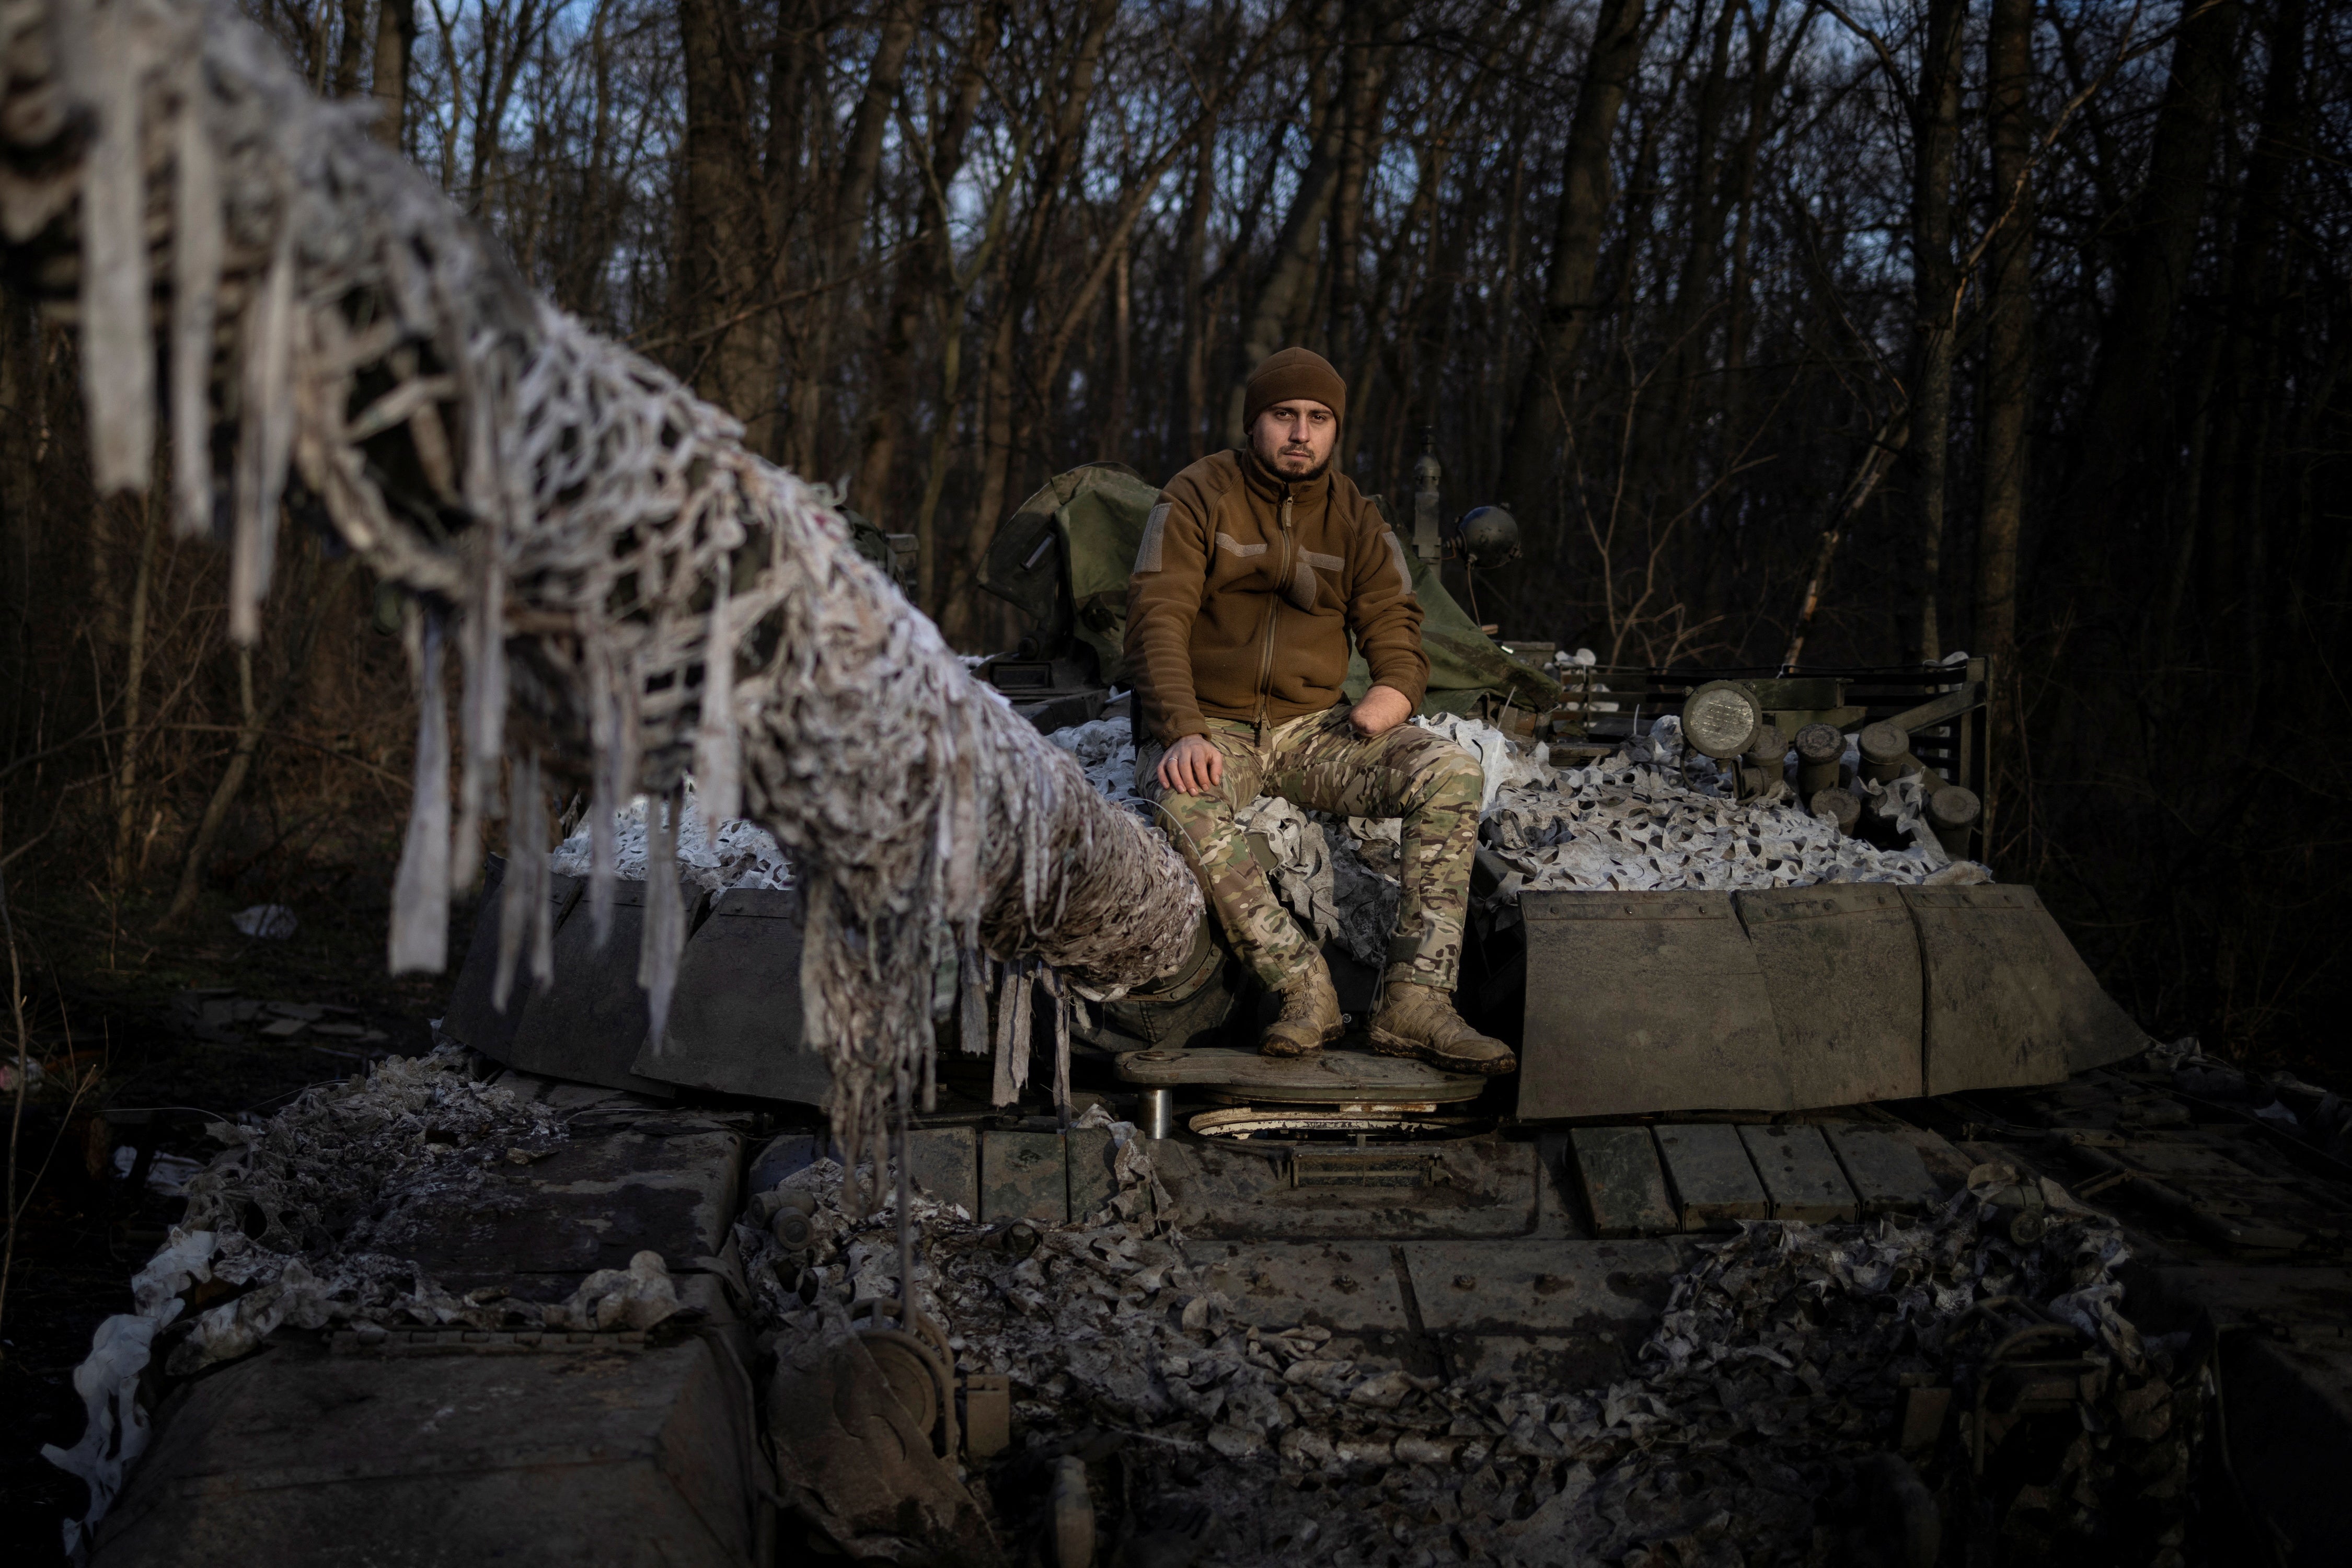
0, 0, 2344, 1066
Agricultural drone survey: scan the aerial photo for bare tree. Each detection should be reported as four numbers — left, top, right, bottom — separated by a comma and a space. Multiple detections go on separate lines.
1975, 0, 2034, 843
1907, 0, 1965, 662
2054, 0, 2243, 562
373, 0, 418, 150
1495, 0, 1648, 521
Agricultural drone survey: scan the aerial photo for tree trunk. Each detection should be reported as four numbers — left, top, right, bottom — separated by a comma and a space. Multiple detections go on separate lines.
1783, 409, 1912, 670
370, 0, 414, 151
966, 276, 1023, 619
1634, 0, 1736, 486
1712, 6, 1772, 434
1175, 107, 1216, 470
676, 0, 778, 452
853, 239, 927, 519
1350, 133, 1452, 465
1323, 4, 1390, 370
2211, 0, 2304, 724
914, 299, 977, 623
765, 0, 815, 280
916, 122, 1034, 626
2054, 1, 2242, 552
333, 0, 367, 98
791, 0, 922, 474
1102, 243, 1131, 462
831, 1, 923, 261
1486, 148, 1525, 493
1976, 0, 2035, 843
1908, 0, 1964, 664
111, 484, 159, 884
1029, 115, 1216, 442
460, 0, 547, 215
1226, 7, 1354, 435
1640, 1, 1801, 580
969, 0, 1119, 549
855, 2, 1000, 521
0, 296, 31, 750
1495, 0, 1647, 517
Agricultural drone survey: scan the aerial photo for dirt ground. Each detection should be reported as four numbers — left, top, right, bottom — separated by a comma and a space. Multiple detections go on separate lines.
0, 888, 472, 1566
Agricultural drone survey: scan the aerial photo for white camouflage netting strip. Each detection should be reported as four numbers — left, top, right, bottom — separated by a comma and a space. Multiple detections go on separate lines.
744, 1130, 2192, 1566
0, 0, 1201, 1195
549, 783, 795, 894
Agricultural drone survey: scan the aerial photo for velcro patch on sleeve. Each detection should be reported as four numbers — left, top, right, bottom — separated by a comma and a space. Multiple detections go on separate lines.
1135, 501, 1172, 573
1382, 530, 1414, 596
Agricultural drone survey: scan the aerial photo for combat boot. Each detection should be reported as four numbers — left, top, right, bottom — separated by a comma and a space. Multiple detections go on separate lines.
1260, 964, 1344, 1057
1368, 983, 1517, 1076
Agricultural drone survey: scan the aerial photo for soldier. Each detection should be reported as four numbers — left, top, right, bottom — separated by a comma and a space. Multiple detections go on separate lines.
1126, 348, 1516, 1075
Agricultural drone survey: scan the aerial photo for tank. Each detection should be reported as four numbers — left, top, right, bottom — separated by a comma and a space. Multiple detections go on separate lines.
427, 462, 2137, 1125
60, 464, 2352, 1568
77, 903, 2352, 1567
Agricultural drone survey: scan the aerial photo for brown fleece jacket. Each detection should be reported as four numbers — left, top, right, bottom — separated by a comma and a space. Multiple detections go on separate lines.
1125, 449, 1428, 745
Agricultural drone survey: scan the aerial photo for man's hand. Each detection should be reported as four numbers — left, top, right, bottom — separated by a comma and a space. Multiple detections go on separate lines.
1349, 684, 1413, 739
1156, 733, 1225, 795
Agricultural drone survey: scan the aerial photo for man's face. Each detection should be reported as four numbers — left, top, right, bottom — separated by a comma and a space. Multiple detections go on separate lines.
1249, 399, 1338, 481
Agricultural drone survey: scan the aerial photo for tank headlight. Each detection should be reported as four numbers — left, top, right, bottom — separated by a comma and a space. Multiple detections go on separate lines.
1681, 680, 1761, 760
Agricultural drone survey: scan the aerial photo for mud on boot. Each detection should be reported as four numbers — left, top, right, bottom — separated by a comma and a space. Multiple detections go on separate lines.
1259, 964, 1344, 1057
1368, 981, 1517, 1075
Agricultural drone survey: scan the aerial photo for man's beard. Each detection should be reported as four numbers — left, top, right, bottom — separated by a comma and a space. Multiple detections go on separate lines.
1249, 435, 1332, 484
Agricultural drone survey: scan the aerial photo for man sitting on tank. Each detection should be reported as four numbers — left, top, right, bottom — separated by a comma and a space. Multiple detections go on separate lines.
1124, 347, 1515, 1076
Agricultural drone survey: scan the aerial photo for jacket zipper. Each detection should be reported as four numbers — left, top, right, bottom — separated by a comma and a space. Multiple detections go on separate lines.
1255, 491, 1294, 745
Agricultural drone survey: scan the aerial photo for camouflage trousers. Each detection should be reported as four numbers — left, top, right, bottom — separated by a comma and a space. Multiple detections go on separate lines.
1139, 707, 1483, 992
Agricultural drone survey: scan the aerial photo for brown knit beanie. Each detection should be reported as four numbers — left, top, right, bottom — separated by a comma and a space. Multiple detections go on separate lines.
1243, 347, 1347, 429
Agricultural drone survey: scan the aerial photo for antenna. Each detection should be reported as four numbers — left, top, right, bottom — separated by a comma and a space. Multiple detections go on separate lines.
1412, 429, 1442, 564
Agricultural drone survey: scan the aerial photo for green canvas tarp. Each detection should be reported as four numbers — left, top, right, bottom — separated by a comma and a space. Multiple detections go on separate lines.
980, 462, 1559, 716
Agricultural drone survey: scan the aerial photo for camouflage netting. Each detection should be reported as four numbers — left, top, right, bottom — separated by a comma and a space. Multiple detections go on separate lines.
0, 0, 1201, 1192
745, 1137, 2201, 1566
52, 1048, 2206, 1564
36, 1050, 704, 1554
548, 782, 797, 895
